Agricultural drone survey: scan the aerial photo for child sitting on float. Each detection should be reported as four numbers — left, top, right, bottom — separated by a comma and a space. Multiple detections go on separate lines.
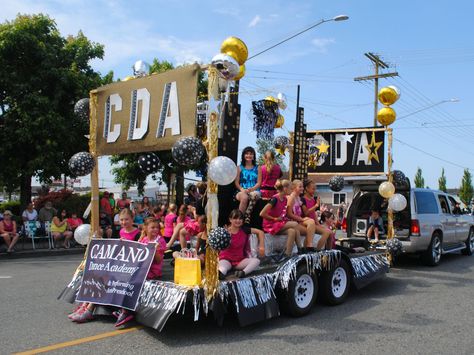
319, 211, 337, 249
367, 209, 384, 242
166, 212, 207, 250
286, 179, 317, 251
259, 179, 300, 259
219, 209, 261, 279
163, 203, 177, 244
119, 208, 140, 241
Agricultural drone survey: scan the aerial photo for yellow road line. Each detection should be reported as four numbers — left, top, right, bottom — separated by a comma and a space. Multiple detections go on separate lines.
14, 326, 144, 355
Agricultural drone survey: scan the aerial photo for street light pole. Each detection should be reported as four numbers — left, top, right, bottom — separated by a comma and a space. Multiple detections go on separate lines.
247, 15, 349, 61
397, 98, 459, 121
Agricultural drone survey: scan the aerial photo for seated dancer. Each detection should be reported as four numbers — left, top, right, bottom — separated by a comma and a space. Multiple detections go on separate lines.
235, 146, 261, 224
219, 210, 261, 279
166, 214, 207, 250
260, 150, 282, 200
260, 179, 300, 259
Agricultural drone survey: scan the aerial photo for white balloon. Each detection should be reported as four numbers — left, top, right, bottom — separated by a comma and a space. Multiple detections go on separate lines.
388, 193, 407, 212
277, 92, 287, 110
74, 224, 91, 246
208, 156, 237, 185
211, 53, 239, 80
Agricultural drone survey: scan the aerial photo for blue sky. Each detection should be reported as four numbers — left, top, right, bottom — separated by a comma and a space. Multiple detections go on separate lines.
3, 0, 474, 190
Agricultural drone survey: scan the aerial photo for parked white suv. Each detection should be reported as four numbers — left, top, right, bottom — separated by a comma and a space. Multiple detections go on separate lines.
345, 179, 474, 266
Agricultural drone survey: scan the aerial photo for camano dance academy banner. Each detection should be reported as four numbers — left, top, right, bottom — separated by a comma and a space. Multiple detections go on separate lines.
76, 239, 155, 310
95, 64, 200, 155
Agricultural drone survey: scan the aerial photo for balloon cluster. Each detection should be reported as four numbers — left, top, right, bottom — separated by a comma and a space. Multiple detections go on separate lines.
172, 136, 206, 167
68, 152, 95, 177
211, 37, 248, 82
138, 153, 160, 174
378, 180, 407, 212
377, 86, 400, 126
329, 175, 345, 192
274, 135, 290, 155
307, 134, 329, 168
208, 227, 231, 251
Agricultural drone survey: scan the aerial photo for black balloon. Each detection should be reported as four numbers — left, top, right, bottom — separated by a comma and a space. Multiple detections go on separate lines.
273, 135, 290, 149
393, 170, 407, 187
172, 137, 205, 166
386, 238, 403, 257
329, 175, 344, 192
69, 152, 95, 177
138, 153, 160, 174
208, 227, 231, 251
74, 98, 90, 123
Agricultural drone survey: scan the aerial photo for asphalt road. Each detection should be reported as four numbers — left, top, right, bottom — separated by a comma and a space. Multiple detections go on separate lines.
1, 252, 473, 355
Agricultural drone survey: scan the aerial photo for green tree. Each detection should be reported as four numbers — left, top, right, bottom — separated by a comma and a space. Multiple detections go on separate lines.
459, 169, 473, 205
0, 14, 105, 207
109, 59, 207, 205
438, 168, 447, 192
414, 167, 425, 188
256, 139, 287, 171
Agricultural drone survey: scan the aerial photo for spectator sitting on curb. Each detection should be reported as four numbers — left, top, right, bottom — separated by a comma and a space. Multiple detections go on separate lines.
38, 201, 57, 225
51, 209, 73, 248
99, 210, 113, 238
22, 202, 38, 222
0, 210, 20, 253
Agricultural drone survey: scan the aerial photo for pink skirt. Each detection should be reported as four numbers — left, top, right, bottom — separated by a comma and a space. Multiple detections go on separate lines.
263, 220, 287, 235
184, 220, 201, 237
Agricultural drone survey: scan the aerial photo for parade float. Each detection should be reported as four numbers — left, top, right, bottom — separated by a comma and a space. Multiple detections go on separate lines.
59, 37, 391, 331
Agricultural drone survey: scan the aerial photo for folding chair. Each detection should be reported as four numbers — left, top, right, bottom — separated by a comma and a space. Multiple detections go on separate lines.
24, 221, 52, 249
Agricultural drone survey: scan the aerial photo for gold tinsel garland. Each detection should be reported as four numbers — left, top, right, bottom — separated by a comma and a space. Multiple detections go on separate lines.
203, 68, 221, 300
386, 128, 394, 264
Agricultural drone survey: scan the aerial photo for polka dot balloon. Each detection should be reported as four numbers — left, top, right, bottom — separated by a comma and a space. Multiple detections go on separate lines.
329, 175, 345, 192
208, 227, 231, 251
172, 136, 205, 166
138, 153, 160, 174
68, 152, 95, 177
74, 98, 90, 123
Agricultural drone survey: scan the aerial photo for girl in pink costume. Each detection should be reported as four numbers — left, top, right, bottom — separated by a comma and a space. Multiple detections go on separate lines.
260, 179, 300, 257
219, 210, 260, 278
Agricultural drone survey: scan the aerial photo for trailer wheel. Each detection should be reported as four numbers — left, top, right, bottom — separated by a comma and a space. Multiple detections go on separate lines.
320, 259, 350, 306
281, 264, 318, 317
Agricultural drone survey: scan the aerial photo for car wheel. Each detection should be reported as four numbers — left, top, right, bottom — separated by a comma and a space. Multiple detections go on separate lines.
279, 264, 318, 317
422, 233, 442, 266
320, 259, 351, 306
461, 228, 474, 256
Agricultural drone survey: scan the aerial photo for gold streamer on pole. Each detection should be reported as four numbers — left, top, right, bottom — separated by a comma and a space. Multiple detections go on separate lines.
386, 128, 394, 264
203, 67, 220, 300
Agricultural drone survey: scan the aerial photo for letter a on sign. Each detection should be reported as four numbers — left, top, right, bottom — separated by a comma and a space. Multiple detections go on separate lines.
128, 88, 150, 140
157, 82, 180, 137
104, 94, 122, 143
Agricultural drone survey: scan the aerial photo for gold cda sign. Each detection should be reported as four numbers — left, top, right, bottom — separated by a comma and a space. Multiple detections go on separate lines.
94, 64, 200, 155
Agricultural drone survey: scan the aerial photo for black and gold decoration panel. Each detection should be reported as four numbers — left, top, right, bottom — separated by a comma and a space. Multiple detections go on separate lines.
306, 127, 386, 174
292, 107, 308, 180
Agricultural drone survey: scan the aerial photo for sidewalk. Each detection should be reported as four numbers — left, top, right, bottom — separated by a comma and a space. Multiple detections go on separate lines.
0, 240, 85, 259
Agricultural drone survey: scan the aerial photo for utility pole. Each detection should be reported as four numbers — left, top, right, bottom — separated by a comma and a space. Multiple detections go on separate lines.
354, 52, 398, 126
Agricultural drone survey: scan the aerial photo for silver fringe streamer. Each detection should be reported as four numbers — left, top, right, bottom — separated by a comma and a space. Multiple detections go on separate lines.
350, 253, 390, 279
276, 250, 342, 290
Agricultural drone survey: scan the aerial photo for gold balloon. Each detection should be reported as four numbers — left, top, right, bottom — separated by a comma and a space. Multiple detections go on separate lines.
220, 36, 248, 65
379, 181, 395, 198
233, 64, 246, 81
378, 86, 400, 106
274, 114, 284, 128
265, 96, 278, 103
123, 76, 135, 81
377, 107, 396, 126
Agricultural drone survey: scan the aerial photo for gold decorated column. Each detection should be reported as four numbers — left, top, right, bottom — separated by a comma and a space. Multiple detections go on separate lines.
89, 90, 100, 241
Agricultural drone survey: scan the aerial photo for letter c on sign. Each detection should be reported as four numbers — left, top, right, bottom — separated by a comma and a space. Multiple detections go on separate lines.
104, 93, 122, 143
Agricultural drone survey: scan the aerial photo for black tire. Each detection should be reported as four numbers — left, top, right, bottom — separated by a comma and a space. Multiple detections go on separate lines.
320, 259, 351, 306
461, 228, 474, 256
279, 264, 318, 317
421, 233, 442, 266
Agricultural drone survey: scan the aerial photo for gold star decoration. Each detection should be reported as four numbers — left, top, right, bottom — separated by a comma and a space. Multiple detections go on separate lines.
365, 132, 383, 163
316, 141, 330, 154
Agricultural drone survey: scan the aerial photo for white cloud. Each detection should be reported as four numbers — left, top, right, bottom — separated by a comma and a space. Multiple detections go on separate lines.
311, 38, 336, 53
248, 15, 261, 28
